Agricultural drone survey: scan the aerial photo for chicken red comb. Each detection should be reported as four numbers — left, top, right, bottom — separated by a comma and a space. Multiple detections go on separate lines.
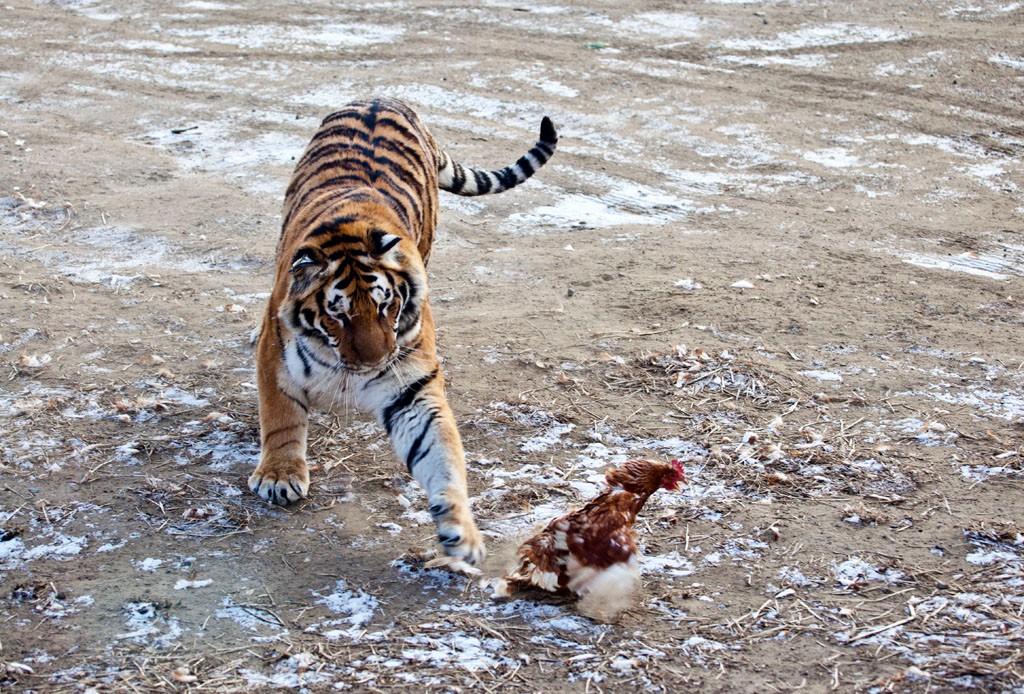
662, 459, 686, 490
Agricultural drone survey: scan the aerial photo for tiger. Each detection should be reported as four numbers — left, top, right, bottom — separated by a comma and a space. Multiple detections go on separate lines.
249, 97, 557, 566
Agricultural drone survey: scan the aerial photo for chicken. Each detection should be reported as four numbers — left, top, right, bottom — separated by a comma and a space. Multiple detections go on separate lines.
489, 458, 685, 605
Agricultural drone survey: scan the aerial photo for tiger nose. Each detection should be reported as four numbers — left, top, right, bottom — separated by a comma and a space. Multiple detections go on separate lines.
352, 318, 392, 365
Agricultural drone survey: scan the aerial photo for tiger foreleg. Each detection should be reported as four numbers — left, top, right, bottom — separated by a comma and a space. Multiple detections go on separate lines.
378, 377, 485, 565
249, 330, 311, 506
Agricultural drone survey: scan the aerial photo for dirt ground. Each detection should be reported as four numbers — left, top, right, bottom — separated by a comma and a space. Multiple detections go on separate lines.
1, 0, 1023, 691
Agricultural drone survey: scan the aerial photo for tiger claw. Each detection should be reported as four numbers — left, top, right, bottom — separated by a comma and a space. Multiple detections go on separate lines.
427, 494, 485, 565
436, 519, 486, 566
479, 577, 514, 599
424, 555, 482, 577
248, 462, 310, 506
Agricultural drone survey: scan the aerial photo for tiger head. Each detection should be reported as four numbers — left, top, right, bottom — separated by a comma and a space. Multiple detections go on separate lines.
278, 209, 427, 372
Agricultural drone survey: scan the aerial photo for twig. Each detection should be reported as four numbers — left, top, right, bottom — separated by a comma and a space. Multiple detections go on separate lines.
78, 458, 117, 484
847, 603, 918, 643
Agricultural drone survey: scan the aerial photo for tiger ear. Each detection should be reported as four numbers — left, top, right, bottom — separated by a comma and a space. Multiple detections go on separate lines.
369, 229, 402, 258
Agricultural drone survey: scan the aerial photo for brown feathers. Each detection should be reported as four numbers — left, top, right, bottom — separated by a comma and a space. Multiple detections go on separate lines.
491, 459, 685, 605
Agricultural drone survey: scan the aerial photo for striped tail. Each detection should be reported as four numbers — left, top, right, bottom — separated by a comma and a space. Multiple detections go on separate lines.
438, 117, 557, 196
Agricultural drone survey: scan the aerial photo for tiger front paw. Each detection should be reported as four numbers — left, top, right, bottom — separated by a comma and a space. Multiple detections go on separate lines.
248, 458, 310, 506
432, 503, 486, 566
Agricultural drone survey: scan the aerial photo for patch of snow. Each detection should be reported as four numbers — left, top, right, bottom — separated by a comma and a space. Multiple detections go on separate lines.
384, 83, 528, 123
718, 53, 829, 68
990, 54, 1024, 70
962, 161, 1017, 192
832, 556, 904, 586
166, 22, 404, 50
615, 12, 711, 39
508, 68, 579, 98
117, 601, 183, 648
641, 551, 695, 577
958, 462, 1022, 481
800, 369, 844, 382
134, 557, 164, 572
19, 533, 88, 563
0, 536, 27, 569
966, 549, 1019, 565
112, 39, 197, 54
506, 191, 682, 231
401, 628, 511, 672
180, 0, 241, 9
239, 653, 332, 689
174, 578, 213, 590
720, 24, 912, 52
910, 385, 1024, 421
314, 579, 379, 632
488, 402, 576, 452
777, 566, 817, 587
215, 596, 282, 632
803, 147, 861, 168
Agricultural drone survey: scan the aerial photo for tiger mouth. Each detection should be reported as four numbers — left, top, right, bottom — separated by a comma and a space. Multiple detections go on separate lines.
337, 348, 404, 375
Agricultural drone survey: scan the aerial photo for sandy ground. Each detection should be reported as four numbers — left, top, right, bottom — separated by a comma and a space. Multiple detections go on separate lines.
1, 0, 1023, 691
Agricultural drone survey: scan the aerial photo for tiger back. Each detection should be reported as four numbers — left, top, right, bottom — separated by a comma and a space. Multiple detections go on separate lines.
249, 98, 557, 566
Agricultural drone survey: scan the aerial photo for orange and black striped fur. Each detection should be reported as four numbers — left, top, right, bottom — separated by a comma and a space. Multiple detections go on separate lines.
249, 98, 557, 565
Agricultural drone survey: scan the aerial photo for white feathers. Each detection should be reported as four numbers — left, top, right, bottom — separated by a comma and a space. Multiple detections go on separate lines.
576, 561, 641, 622
566, 554, 640, 597
488, 459, 685, 620
490, 557, 641, 621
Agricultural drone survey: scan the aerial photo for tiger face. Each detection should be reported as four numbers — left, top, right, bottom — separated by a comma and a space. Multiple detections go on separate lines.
279, 214, 426, 373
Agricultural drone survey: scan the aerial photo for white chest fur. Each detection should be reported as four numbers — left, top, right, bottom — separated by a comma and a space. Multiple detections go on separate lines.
280, 332, 401, 415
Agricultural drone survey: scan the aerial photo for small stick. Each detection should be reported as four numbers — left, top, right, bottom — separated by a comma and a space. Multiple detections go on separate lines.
847, 603, 917, 643
78, 457, 116, 484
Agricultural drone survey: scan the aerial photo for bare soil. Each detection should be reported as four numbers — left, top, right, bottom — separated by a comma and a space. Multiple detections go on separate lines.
1, 0, 1023, 691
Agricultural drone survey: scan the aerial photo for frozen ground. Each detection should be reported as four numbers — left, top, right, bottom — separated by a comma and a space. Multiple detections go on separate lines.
1, 0, 1022, 691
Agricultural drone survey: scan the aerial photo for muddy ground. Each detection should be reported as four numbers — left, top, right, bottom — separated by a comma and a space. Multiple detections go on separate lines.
1, 0, 1023, 691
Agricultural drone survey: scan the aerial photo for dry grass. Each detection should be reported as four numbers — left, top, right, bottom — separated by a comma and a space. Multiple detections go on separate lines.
3, 340, 1022, 692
